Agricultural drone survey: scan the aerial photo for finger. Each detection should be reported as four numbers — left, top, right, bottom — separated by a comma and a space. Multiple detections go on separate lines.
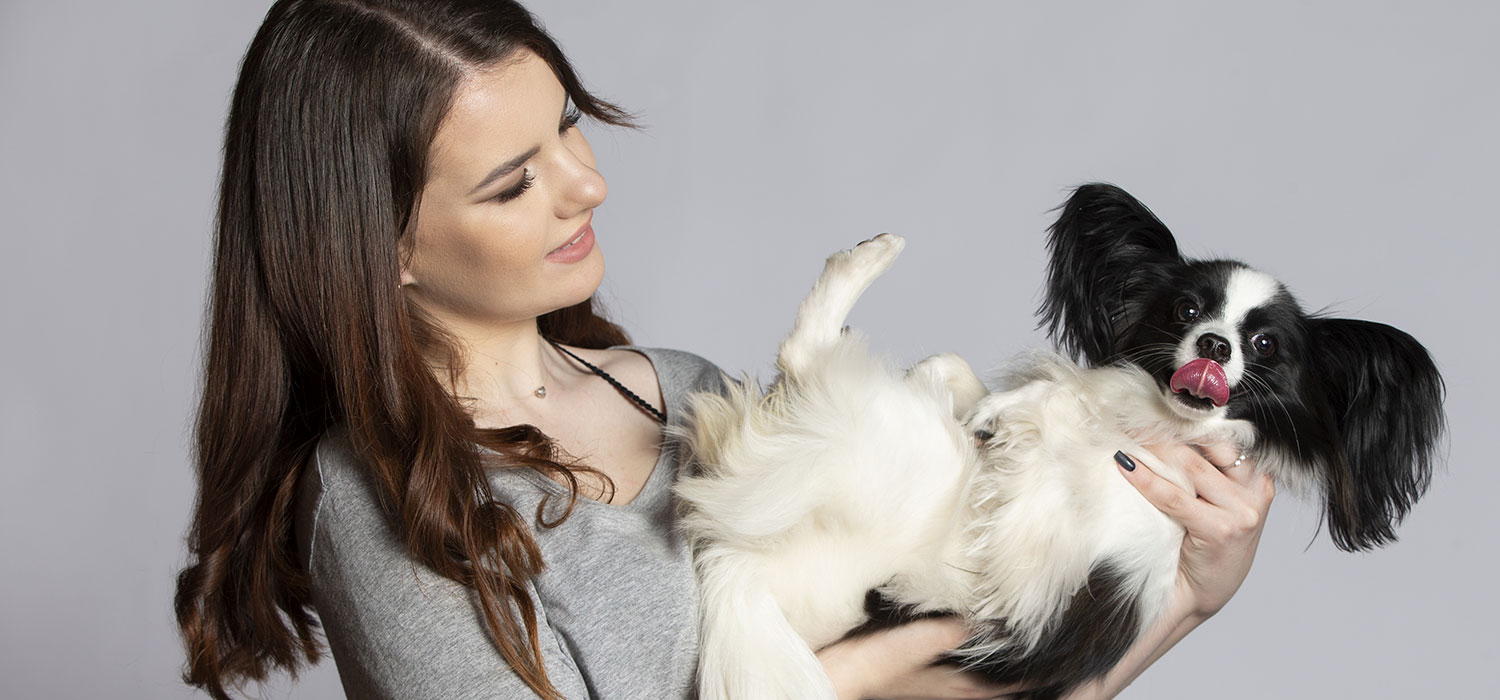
1247, 469, 1276, 510
1197, 440, 1266, 491
932, 666, 1031, 697
1193, 440, 1276, 508
1115, 451, 1215, 531
869, 617, 971, 661
899, 664, 1031, 698
1141, 441, 1261, 514
1196, 439, 1246, 470
1184, 449, 1261, 511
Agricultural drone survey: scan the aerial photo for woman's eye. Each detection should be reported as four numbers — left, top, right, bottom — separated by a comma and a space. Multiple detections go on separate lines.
559, 106, 582, 134
1251, 333, 1277, 357
492, 168, 535, 204
1175, 301, 1200, 323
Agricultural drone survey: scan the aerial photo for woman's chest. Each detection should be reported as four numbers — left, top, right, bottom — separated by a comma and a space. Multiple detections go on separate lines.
526, 386, 667, 505
529, 506, 700, 696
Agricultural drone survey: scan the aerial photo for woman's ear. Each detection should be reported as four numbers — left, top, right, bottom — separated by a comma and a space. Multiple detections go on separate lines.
1038, 183, 1184, 366
397, 233, 419, 288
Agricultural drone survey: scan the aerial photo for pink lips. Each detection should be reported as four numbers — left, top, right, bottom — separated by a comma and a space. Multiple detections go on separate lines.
1170, 358, 1230, 407
546, 218, 595, 263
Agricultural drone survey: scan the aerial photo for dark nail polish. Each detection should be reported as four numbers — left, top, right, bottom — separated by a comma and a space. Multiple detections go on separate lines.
1114, 451, 1136, 471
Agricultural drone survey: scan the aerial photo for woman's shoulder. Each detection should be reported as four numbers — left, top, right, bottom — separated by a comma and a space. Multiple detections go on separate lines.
293, 428, 397, 570
300, 427, 370, 503
611, 345, 732, 399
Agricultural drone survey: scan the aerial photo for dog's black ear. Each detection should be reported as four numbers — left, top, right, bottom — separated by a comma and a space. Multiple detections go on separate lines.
1308, 318, 1445, 551
1039, 183, 1185, 365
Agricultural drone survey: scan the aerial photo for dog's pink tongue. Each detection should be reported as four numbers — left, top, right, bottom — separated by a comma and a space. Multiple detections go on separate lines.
1170, 358, 1230, 407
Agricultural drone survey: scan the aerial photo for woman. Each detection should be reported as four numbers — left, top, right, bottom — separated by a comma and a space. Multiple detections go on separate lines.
174, 1, 1274, 698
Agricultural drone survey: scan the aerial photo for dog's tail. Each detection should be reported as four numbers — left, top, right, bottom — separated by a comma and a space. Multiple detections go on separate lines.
694, 551, 837, 700
777, 234, 904, 377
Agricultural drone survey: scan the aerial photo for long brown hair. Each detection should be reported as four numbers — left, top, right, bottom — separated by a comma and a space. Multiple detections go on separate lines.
173, 1, 634, 698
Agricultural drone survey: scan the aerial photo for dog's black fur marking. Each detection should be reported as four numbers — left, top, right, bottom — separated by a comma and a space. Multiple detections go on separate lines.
1040, 183, 1445, 552
1306, 317, 1445, 550
857, 563, 1140, 700
960, 564, 1139, 700
1037, 182, 1183, 366
954, 183, 1450, 696
839, 184, 1441, 699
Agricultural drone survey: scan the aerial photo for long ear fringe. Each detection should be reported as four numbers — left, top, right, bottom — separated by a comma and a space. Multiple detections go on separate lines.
1311, 318, 1446, 551
1038, 183, 1183, 365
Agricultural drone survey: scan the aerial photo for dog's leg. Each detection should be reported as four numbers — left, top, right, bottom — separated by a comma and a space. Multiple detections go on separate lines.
696, 554, 837, 700
908, 352, 989, 420
777, 234, 905, 376
965, 378, 1057, 442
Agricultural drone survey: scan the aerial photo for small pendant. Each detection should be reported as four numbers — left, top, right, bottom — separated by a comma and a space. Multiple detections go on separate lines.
534, 386, 547, 399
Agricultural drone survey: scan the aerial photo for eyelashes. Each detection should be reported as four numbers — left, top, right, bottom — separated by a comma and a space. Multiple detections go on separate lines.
492, 168, 535, 204
560, 105, 582, 134
493, 103, 581, 204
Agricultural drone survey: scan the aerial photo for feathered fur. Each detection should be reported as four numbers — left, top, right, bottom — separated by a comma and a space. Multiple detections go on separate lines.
676, 184, 1446, 699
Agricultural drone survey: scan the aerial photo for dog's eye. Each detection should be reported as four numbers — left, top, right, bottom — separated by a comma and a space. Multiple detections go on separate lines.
1251, 333, 1277, 357
1175, 301, 1200, 323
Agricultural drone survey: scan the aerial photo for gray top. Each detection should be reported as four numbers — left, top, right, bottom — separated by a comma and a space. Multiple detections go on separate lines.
295, 347, 728, 699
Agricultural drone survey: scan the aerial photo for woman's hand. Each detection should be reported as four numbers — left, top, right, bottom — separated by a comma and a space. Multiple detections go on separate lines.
1068, 439, 1277, 699
1121, 439, 1276, 621
817, 441, 1273, 700
816, 617, 1022, 700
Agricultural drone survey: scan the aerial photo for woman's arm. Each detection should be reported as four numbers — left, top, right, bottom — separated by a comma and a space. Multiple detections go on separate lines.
302, 454, 589, 700
810, 437, 1274, 700
817, 618, 1022, 700
1062, 439, 1276, 699
813, 438, 1272, 700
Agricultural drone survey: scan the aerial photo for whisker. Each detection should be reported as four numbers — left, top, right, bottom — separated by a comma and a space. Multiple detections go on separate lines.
1239, 367, 1303, 456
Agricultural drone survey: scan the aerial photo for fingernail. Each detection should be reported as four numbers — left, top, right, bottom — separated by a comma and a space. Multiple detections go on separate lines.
1114, 451, 1136, 472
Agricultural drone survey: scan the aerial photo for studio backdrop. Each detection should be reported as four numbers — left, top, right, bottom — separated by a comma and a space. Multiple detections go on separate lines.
1, 1, 1494, 698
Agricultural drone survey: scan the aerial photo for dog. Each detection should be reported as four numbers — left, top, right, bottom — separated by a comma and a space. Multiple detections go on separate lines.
674, 183, 1445, 700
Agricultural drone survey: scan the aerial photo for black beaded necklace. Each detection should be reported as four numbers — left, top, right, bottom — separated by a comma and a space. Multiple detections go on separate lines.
545, 339, 667, 425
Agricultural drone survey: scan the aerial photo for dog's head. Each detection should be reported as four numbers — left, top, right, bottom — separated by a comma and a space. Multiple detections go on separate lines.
1038, 183, 1445, 551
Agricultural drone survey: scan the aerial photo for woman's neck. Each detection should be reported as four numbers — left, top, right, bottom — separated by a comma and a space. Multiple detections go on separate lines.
438, 316, 561, 410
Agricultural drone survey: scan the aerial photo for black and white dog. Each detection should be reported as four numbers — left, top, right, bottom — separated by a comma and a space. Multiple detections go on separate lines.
675, 184, 1445, 700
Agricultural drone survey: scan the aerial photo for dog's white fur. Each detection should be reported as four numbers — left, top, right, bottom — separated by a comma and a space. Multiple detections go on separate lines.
675, 235, 1261, 700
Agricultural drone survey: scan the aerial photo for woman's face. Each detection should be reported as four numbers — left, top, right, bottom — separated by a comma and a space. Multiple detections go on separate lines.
401, 51, 607, 332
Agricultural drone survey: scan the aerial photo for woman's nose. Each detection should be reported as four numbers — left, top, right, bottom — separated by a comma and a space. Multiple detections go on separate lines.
555, 141, 606, 216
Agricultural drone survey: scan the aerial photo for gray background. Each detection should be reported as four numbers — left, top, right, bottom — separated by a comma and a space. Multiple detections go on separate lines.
2, 0, 1495, 697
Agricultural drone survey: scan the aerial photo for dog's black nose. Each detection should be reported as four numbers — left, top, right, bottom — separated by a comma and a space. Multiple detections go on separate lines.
1196, 334, 1233, 363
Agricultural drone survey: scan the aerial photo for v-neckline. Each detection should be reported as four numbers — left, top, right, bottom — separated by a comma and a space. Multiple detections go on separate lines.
489, 345, 672, 512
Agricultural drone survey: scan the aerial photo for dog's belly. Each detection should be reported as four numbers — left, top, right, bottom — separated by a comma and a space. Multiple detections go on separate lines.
763, 527, 935, 648
874, 362, 1193, 698
769, 389, 977, 647
679, 349, 979, 650
952, 367, 1189, 628
825, 371, 1186, 699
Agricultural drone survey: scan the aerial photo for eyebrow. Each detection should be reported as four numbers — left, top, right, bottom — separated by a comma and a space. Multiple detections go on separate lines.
468, 144, 541, 196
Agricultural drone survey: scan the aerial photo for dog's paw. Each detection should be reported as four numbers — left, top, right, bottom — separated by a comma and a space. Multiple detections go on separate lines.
909, 353, 989, 420
827, 233, 905, 279
964, 381, 1054, 446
